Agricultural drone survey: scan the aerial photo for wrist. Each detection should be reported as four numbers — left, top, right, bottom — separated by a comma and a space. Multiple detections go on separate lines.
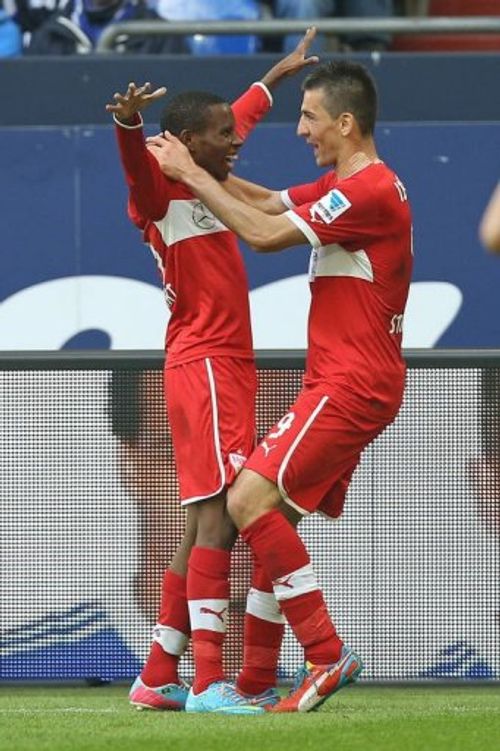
252, 80, 273, 106
183, 163, 211, 190
114, 112, 143, 129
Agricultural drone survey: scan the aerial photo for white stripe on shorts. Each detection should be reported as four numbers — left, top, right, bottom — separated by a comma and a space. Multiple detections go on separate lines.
277, 394, 329, 513
181, 357, 226, 505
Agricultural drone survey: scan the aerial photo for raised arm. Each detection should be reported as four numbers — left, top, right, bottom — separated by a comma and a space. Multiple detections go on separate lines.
147, 134, 305, 252
259, 26, 319, 90
231, 27, 319, 140
226, 30, 319, 214
105, 82, 171, 222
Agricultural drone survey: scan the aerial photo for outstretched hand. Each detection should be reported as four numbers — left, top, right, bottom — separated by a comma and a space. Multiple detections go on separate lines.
105, 81, 167, 124
260, 27, 319, 89
146, 132, 197, 182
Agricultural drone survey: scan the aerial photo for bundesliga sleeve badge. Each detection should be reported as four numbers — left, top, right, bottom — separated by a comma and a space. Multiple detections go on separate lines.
310, 189, 352, 224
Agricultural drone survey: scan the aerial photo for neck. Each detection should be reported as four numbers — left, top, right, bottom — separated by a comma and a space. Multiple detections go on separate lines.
335, 144, 379, 179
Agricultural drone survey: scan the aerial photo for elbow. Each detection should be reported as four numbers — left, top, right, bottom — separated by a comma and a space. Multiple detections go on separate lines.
249, 237, 272, 253
248, 239, 280, 254
243, 228, 271, 252
479, 225, 500, 254
135, 202, 166, 223
247, 231, 285, 253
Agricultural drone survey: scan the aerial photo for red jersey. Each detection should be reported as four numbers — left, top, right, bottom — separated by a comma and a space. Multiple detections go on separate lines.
115, 83, 272, 367
283, 162, 413, 414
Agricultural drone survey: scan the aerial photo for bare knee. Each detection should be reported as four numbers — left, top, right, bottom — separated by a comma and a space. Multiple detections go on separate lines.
226, 483, 252, 530
195, 493, 237, 550
227, 469, 281, 530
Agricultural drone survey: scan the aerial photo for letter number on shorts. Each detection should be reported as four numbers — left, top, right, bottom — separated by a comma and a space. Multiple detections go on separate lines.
268, 412, 296, 439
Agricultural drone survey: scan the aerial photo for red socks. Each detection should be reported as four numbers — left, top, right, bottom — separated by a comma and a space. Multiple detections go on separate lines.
141, 512, 340, 694
236, 559, 285, 696
241, 510, 342, 665
187, 546, 230, 694
141, 569, 189, 687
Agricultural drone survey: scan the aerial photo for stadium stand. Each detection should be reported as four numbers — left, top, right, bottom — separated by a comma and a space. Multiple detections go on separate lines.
0, 0, 22, 55
392, 0, 500, 51
156, 0, 261, 54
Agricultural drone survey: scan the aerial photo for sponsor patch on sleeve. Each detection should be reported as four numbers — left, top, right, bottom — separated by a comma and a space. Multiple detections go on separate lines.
310, 189, 351, 224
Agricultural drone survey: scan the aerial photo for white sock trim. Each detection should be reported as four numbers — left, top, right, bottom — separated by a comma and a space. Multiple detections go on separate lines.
246, 588, 286, 624
152, 624, 188, 656
272, 563, 319, 602
188, 598, 229, 633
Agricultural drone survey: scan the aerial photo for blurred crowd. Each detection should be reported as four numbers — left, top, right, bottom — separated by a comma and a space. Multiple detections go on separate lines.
0, 0, 399, 56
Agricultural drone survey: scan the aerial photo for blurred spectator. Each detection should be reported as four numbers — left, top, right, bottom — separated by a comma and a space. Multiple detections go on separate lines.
156, 0, 261, 54
265, 0, 394, 53
0, 0, 22, 55
10, 0, 69, 34
26, 0, 187, 53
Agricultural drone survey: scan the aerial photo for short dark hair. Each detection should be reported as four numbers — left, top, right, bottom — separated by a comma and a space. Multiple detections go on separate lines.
302, 60, 378, 136
159, 91, 227, 136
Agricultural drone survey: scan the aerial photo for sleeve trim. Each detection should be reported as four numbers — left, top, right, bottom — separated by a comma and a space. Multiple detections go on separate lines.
251, 81, 273, 107
280, 189, 296, 210
113, 113, 144, 130
285, 210, 320, 248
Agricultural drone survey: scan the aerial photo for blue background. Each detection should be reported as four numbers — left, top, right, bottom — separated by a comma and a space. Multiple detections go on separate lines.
2, 121, 500, 347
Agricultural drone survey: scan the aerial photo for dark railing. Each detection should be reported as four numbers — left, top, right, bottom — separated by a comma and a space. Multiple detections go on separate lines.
96, 17, 500, 52
1, 348, 500, 369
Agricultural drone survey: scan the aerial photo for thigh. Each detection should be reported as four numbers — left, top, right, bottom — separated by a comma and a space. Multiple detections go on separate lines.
245, 384, 387, 518
165, 357, 257, 504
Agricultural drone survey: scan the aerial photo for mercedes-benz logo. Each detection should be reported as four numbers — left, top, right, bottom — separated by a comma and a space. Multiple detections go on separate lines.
192, 202, 216, 230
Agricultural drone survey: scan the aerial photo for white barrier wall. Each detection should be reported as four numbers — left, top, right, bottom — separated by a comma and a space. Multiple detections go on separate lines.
1, 358, 498, 681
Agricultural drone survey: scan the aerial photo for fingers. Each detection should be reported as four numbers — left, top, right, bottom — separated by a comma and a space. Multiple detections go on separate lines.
133, 82, 152, 97
106, 82, 167, 114
296, 26, 317, 56
302, 26, 317, 49
146, 135, 165, 147
151, 86, 168, 99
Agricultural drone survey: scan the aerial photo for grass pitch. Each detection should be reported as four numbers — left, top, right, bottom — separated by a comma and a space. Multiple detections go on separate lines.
0, 683, 499, 751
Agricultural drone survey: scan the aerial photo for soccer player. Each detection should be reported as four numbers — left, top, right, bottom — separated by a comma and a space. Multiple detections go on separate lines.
147, 58, 414, 712
105, 31, 318, 715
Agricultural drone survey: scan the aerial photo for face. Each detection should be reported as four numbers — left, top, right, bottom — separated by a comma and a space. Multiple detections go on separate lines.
297, 88, 345, 168
187, 103, 242, 181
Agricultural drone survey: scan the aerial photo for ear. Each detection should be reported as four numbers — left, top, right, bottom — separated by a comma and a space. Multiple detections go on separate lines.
339, 112, 354, 137
179, 129, 196, 152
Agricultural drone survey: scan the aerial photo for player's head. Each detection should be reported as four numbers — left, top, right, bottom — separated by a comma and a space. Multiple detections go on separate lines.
298, 60, 378, 167
160, 91, 242, 181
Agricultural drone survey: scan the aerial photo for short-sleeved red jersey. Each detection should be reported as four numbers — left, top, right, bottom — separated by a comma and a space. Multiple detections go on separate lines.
115, 83, 272, 367
283, 162, 413, 414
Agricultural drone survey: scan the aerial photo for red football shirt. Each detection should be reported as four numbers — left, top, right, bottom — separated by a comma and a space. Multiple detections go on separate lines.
283, 162, 413, 414
115, 83, 272, 367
